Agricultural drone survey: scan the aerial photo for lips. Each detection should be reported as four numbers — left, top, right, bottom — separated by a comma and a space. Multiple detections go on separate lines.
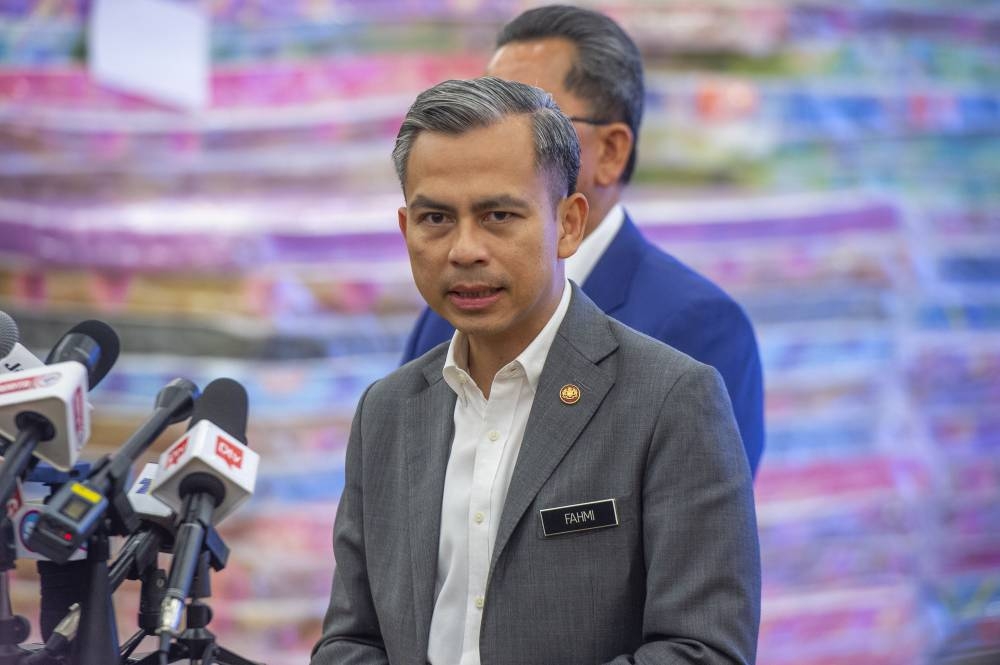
452, 287, 501, 298
446, 284, 504, 311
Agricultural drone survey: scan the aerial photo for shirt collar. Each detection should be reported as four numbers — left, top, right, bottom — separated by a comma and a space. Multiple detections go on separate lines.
443, 278, 572, 400
565, 203, 625, 285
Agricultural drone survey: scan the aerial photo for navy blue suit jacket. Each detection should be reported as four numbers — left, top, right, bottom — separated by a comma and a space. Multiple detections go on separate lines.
401, 215, 765, 475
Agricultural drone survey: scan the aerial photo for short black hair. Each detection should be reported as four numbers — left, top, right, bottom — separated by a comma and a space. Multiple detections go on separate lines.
497, 4, 644, 183
393, 77, 581, 204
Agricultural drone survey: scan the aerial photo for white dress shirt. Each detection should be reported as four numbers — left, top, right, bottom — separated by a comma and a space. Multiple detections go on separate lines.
564, 203, 625, 285
427, 279, 573, 665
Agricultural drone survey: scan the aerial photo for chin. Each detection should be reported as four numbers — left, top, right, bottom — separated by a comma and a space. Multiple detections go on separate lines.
448, 315, 502, 339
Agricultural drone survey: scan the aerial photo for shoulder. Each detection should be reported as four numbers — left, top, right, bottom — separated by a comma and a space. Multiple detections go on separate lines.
637, 241, 734, 307
628, 235, 755, 339
606, 316, 715, 380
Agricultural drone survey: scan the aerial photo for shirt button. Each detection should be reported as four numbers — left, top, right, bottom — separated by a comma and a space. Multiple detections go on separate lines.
474, 596, 484, 610
488, 430, 499, 442
474, 512, 485, 524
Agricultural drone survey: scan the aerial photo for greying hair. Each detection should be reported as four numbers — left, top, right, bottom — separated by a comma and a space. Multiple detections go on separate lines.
392, 77, 580, 203
497, 4, 644, 184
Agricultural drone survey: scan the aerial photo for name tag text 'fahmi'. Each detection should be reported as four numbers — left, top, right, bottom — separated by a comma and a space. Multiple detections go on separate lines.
539, 498, 619, 537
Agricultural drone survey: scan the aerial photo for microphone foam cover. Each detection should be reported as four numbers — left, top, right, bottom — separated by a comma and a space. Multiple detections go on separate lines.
0, 311, 18, 358
62, 320, 120, 387
189, 378, 249, 445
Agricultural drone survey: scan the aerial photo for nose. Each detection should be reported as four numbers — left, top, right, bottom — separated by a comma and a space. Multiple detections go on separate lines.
447, 219, 490, 267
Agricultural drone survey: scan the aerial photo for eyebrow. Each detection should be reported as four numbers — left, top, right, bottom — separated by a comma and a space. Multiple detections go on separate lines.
407, 194, 533, 215
470, 195, 533, 214
407, 195, 457, 215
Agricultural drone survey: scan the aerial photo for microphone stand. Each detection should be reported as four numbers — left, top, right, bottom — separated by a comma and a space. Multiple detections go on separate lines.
131, 527, 260, 665
72, 524, 120, 665
70, 454, 147, 665
22, 522, 173, 665
0, 518, 29, 665
112, 525, 171, 662
118, 565, 167, 662
0, 430, 36, 665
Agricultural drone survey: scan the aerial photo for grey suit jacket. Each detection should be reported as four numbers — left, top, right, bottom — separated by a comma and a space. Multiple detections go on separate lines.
312, 285, 760, 665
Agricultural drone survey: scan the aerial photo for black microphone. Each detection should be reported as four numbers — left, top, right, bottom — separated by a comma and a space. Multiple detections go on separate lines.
44, 320, 119, 390
0, 320, 120, 509
27, 378, 199, 564
155, 378, 256, 655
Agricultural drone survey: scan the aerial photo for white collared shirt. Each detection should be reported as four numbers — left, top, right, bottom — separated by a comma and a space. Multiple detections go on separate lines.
427, 279, 573, 665
564, 203, 625, 285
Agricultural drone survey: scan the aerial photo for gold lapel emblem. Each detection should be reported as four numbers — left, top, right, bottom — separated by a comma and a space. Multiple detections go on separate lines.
559, 384, 581, 405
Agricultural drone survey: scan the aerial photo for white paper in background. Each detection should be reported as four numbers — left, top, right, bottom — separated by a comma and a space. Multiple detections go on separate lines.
89, 0, 209, 110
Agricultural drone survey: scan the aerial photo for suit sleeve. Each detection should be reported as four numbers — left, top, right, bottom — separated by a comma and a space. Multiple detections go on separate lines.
605, 364, 761, 664
311, 384, 391, 665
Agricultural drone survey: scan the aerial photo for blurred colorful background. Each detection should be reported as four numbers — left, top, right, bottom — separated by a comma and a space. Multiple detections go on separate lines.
1, 1, 999, 663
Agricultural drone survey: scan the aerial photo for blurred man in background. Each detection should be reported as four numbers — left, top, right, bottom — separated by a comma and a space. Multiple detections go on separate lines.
401, 4, 765, 475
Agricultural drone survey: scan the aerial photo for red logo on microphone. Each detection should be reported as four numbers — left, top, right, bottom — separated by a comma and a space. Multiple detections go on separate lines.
0, 372, 61, 395
215, 436, 244, 470
166, 437, 188, 468
72, 386, 84, 441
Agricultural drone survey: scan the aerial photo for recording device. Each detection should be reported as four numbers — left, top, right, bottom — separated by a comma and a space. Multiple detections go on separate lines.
8, 475, 88, 563
27, 379, 198, 564
152, 378, 258, 649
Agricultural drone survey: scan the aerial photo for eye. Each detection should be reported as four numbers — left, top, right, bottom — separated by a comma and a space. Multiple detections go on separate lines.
483, 211, 515, 224
419, 212, 451, 226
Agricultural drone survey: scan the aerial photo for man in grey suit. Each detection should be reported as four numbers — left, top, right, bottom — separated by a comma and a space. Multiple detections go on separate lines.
312, 77, 760, 665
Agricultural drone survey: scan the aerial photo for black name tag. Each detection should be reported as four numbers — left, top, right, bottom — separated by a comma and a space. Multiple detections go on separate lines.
539, 498, 619, 537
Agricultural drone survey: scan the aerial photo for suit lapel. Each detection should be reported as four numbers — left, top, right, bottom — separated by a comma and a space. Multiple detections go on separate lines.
582, 214, 645, 315
406, 364, 455, 658
490, 286, 618, 575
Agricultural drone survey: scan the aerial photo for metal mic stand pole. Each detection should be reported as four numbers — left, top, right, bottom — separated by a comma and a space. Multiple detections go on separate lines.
0, 423, 52, 664
131, 528, 261, 665
115, 530, 169, 663
0, 518, 30, 665
72, 525, 120, 665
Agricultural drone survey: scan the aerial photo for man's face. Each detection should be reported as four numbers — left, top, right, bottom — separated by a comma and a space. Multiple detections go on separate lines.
398, 115, 585, 353
487, 38, 599, 202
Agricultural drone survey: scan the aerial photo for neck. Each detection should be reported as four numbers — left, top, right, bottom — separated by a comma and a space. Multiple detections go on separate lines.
465, 342, 506, 400
464, 280, 564, 399
582, 188, 621, 238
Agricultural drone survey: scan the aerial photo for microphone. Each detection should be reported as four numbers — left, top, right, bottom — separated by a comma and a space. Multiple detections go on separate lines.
0, 310, 44, 375
29, 464, 179, 662
0, 320, 119, 510
109, 463, 175, 589
27, 378, 198, 564
152, 378, 258, 651
44, 320, 119, 387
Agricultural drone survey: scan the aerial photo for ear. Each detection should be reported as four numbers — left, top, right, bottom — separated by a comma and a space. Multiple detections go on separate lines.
556, 192, 588, 259
595, 122, 634, 187
397, 206, 409, 238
